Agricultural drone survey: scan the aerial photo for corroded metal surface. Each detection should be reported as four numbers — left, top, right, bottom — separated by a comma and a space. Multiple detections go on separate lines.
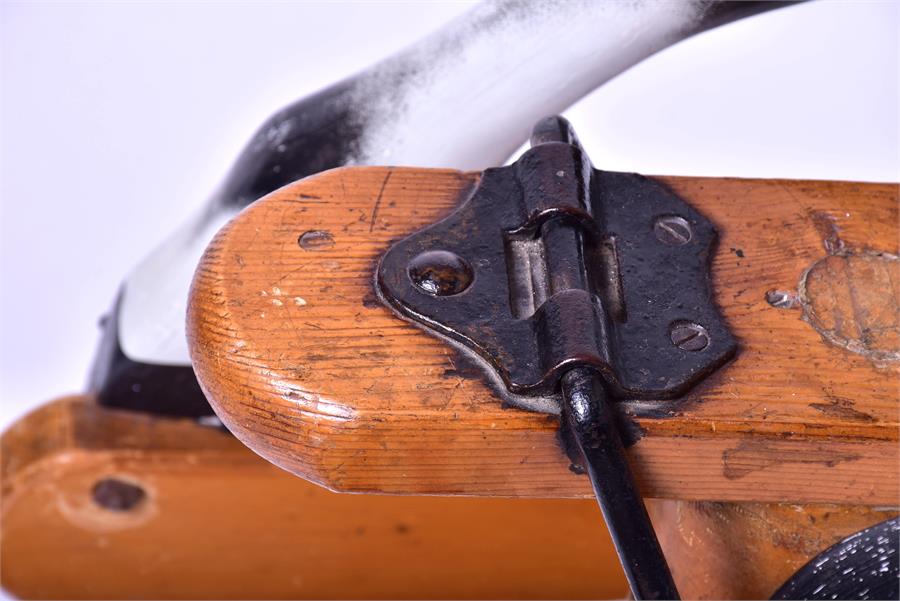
378, 117, 735, 406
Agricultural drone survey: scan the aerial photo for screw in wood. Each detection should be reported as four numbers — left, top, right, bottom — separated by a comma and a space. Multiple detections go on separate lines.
653, 215, 692, 246
669, 321, 709, 351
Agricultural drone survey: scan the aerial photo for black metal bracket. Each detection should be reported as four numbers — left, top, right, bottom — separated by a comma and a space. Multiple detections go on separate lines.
377, 116, 735, 404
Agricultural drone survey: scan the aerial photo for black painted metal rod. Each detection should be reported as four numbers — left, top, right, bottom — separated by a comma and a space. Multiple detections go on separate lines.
561, 367, 680, 601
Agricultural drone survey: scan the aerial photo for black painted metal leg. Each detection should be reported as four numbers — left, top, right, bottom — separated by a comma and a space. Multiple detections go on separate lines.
561, 367, 680, 601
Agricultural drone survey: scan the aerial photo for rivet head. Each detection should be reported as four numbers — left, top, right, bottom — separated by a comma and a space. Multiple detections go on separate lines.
669, 321, 709, 351
408, 250, 473, 296
92, 478, 146, 511
654, 215, 692, 246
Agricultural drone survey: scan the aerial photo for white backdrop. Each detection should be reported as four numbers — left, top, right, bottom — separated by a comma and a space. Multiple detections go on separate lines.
1, 0, 898, 435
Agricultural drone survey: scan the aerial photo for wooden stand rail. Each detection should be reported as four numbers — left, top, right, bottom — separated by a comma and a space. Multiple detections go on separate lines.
188, 167, 899, 504
2, 397, 627, 599
2, 398, 893, 599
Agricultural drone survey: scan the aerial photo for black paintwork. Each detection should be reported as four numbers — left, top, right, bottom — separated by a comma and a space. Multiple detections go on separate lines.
378, 116, 735, 401
90, 291, 212, 417
772, 517, 899, 600
213, 80, 366, 210
697, 1, 802, 32
563, 367, 679, 600
91, 81, 367, 417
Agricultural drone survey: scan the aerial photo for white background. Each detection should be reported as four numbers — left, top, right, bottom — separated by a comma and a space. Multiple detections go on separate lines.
1, 0, 898, 435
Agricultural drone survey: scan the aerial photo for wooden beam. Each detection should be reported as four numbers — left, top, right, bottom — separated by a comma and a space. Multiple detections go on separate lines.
188, 167, 899, 504
1, 397, 627, 599
647, 500, 898, 600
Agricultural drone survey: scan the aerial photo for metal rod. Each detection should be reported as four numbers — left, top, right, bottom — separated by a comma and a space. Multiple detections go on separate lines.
561, 367, 680, 600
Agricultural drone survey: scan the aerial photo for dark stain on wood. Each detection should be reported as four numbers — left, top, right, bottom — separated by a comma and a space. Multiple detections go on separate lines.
394, 522, 410, 534
441, 347, 489, 381
809, 210, 845, 255
614, 412, 647, 448
809, 395, 876, 423
361, 292, 381, 309
722, 440, 862, 480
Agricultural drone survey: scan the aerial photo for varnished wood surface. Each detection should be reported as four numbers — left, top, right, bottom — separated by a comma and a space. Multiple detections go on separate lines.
1, 397, 627, 599
188, 167, 900, 503
647, 500, 898, 600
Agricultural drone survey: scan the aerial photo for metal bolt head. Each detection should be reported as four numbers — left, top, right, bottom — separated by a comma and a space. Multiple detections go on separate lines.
669, 321, 709, 351
92, 477, 146, 511
654, 215, 692, 246
408, 250, 473, 296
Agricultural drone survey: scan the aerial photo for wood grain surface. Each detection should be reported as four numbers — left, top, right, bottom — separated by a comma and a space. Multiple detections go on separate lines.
647, 500, 898, 600
188, 167, 900, 504
1, 397, 627, 599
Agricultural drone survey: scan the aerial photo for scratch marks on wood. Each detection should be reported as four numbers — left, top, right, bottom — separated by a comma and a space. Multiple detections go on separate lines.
722, 440, 861, 480
798, 251, 900, 364
369, 170, 393, 232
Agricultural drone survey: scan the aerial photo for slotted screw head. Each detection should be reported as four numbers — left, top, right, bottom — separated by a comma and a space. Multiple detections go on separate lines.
654, 215, 692, 246
669, 321, 709, 351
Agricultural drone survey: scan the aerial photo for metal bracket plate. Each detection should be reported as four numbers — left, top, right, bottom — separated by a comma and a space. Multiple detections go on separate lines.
377, 117, 735, 402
